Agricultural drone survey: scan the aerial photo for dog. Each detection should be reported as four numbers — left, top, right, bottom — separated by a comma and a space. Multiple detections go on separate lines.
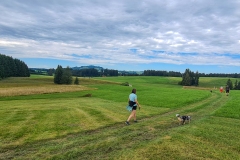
176, 114, 191, 125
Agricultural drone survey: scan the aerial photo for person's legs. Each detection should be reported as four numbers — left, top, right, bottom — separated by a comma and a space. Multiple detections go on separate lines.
127, 110, 136, 121
126, 105, 138, 125
133, 111, 137, 121
127, 110, 136, 122
226, 90, 229, 96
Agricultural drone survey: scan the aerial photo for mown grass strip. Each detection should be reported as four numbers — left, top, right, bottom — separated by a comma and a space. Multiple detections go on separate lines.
0, 90, 231, 159
1, 76, 239, 159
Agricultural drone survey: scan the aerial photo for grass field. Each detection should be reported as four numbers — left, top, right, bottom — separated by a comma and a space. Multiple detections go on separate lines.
0, 75, 240, 159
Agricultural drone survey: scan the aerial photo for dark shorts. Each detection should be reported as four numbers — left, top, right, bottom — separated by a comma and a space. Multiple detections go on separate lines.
226, 90, 229, 93
132, 105, 137, 110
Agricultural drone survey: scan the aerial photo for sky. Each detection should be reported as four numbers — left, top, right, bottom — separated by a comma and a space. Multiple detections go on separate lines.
1, 0, 240, 74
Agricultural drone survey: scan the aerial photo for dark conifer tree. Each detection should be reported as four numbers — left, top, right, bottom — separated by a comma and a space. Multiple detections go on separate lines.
54, 65, 73, 84
226, 79, 233, 90
54, 65, 63, 84
61, 66, 72, 84
182, 71, 192, 86
74, 77, 79, 85
181, 68, 199, 86
237, 81, 240, 90
0, 64, 4, 79
234, 80, 238, 90
195, 71, 199, 86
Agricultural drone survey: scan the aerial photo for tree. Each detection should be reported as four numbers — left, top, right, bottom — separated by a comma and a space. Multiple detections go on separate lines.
182, 72, 192, 86
0, 64, 4, 79
194, 71, 199, 86
74, 77, 79, 85
226, 79, 233, 90
54, 65, 73, 84
61, 66, 73, 84
234, 80, 238, 90
54, 65, 63, 84
237, 81, 240, 90
180, 69, 199, 86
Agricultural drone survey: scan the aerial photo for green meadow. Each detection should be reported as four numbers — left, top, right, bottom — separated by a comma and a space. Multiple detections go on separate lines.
0, 76, 240, 159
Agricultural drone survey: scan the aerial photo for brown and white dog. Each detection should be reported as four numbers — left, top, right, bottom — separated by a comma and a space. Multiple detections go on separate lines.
176, 114, 191, 125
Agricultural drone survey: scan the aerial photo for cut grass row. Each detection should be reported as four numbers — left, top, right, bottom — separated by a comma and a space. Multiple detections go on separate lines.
1, 89, 239, 159
0, 76, 240, 159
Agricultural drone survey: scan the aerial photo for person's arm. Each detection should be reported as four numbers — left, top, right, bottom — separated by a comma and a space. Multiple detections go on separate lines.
135, 99, 141, 108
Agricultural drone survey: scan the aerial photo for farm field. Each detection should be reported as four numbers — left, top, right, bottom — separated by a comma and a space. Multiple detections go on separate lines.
0, 76, 240, 159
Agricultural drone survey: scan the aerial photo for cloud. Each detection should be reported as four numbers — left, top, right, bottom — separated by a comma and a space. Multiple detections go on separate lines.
0, 0, 240, 70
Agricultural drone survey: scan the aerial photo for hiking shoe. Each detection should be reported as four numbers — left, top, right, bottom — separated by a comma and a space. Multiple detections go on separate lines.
134, 120, 138, 123
125, 121, 130, 125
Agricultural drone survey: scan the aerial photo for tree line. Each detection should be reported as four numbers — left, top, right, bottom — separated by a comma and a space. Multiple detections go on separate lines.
143, 70, 182, 77
31, 67, 240, 79
199, 73, 240, 78
72, 68, 118, 77
29, 68, 55, 76
0, 54, 30, 79
54, 65, 119, 84
143, 69, 240, 78
143, 69, 200, 86
31, 67, 118, 77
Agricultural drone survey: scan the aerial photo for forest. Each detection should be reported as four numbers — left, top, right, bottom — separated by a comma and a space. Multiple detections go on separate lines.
0, 54, 30, 79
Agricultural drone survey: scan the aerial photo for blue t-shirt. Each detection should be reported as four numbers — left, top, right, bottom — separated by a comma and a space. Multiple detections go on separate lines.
129, 93, 137, 106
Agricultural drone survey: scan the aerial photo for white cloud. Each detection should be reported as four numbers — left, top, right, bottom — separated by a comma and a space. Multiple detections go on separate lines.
0, 40, 29, 47
0, 0, 240, 70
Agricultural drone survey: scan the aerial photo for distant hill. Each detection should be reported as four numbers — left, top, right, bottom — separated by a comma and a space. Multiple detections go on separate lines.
72, 65, 104, 72
29, 65, 143, 76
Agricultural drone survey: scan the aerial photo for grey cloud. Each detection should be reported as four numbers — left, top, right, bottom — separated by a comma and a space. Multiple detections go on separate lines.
1, 0, 240, 67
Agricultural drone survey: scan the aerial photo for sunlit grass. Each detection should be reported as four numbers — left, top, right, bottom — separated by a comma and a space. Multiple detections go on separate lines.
213, 90, 240, 119
0, 76, 240, 159
0, 96, 168, 148
0, 85, 93, 97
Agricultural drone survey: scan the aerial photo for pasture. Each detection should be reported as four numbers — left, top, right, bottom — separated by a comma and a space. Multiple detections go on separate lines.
0, 76, 240, 159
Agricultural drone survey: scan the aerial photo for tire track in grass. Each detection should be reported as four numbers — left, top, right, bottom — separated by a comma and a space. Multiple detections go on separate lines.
54, 91, 228, 159
139, 90, 221, 123
0, 91, 228, 159
120, 91, 231, 160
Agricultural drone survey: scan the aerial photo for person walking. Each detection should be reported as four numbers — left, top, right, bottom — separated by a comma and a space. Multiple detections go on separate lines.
220, 86, 223, 93
125, 88, 141, 125
226, 85, 230, 96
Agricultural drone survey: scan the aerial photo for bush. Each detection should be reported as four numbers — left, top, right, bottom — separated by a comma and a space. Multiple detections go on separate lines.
121, 82, 129, 86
